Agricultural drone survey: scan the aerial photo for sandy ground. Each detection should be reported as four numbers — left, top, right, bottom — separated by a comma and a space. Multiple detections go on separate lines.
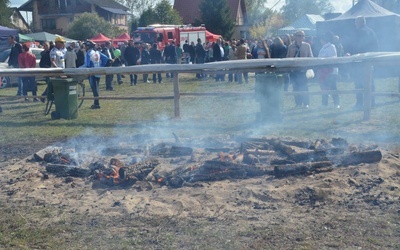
0, 137, 400, 249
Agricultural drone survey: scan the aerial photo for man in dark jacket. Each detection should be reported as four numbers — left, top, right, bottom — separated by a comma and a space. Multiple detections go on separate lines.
163, 41, 176, 78
39, 42, 52, 102
8, 35, 22, 95
195, 38, 206, 78
124, 40, 140, 86
150, 43, 162, 84
213, 38, 225, 82
140, 43, 151, 83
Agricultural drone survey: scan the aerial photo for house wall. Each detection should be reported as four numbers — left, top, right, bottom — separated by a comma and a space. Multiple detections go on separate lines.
30, 0, 128, 35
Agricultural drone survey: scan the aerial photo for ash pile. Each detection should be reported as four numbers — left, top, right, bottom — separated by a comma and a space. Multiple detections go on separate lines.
33, 136, 382, 188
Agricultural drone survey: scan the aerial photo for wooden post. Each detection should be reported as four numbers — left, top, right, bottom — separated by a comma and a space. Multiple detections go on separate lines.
173, 73, 180, 118
363, 63, 373, 121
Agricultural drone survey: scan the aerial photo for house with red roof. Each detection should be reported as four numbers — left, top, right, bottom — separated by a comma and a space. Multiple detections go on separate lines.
173, 0, 249, 39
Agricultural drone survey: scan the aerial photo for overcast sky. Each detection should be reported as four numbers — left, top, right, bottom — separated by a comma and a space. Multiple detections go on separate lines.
10, 0, 353, 13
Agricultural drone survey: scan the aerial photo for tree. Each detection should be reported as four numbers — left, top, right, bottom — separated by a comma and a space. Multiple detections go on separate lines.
115, 0, 161, 17
281, 0, 333, 25
249, 12, 284, 38
196, 0, 235, 39
0, 0, 12, 27
245, 0, 270, 25
138, 0, 182, 27
67, 13, 125, 40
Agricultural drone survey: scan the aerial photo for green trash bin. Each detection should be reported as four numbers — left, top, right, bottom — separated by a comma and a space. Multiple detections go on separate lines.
50, 78, 78, 120
255, 73, 285, 122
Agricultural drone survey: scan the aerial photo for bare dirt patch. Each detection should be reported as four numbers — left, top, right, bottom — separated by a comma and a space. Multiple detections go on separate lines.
0, 136, 400, 249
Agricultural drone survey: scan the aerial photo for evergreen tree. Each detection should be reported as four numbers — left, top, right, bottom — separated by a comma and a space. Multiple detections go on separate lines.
196, 0, 235, 40
0, 0, 12, 27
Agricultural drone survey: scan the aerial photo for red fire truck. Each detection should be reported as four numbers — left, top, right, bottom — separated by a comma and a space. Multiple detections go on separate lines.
132, 24, 220, 50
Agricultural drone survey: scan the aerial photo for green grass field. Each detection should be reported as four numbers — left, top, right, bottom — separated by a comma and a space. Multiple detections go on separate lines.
1, 73, 399, 145
1, 73, 400, 249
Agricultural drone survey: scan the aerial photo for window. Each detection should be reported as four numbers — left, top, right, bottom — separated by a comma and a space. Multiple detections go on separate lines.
42, 19, 56, 30
167, 32, 173, 39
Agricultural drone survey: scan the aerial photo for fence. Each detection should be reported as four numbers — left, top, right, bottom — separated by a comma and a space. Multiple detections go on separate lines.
1, 52, 400, 121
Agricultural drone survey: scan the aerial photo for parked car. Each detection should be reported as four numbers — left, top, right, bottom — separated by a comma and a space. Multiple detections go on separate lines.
0, 47, 44, 88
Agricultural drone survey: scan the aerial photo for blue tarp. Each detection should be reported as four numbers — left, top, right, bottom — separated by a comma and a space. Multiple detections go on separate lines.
0, 25, 18, 52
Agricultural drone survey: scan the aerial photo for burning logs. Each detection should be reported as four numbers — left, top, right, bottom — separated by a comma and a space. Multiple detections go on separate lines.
93, 158, 159, 186
33, 137, 383, 188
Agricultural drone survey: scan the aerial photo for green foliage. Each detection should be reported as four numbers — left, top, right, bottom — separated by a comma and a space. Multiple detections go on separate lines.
196, 0, 235, 40
281, 0, 333, 25
138, 0, 182, 26
0, 0, 12, 27
245, 0, 273, 25
66, 12, 121, 40
115, 0, 160, 17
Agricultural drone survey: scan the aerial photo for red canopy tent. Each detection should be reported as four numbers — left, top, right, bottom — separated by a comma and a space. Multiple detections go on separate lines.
113, 32, 130, 46
90, 33, 112, 44
206, 31, 221, 42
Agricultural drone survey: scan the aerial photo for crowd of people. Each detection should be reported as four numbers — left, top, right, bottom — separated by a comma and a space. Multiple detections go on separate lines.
0, 15, 378, 113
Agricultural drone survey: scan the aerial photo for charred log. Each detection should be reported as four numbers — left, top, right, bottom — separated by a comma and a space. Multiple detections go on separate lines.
46, 164, 91, 177
274, 161, 333, 177
328, 150, 382, 166
288, 151, 328, 163
270, 158, 296, 165
243, 154, 260, 165
240, 141, 270, 153
34, 147, 62, 161
269, 139, 295, 156
125, 158, 159, 180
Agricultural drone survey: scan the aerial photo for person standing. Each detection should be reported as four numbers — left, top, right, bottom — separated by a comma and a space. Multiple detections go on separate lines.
189, 41, 196, 65
150, 43, 162, 84
65, 46, 77, 68
39, 42, 52, 102
176, 43, 183, 65
50, 36, 66, 68
287, 30, 313, 108
213, 38, 225, 82
183, 40, 190, 64
84, 41, 109, 109
351, 16, 379, 109
7, 35, 22, 96
163, 41, 177, 78
124, 40, 140, 86
234, 38, 248, 84
18, 44, 38, 102
119, 40, 128, 65
195, 38, 206, 79
41, 36, 66, 103
76, 44, 85, 68
140, 43, 151, 83
102, 41, 115, 90
317, 32, 340, 109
